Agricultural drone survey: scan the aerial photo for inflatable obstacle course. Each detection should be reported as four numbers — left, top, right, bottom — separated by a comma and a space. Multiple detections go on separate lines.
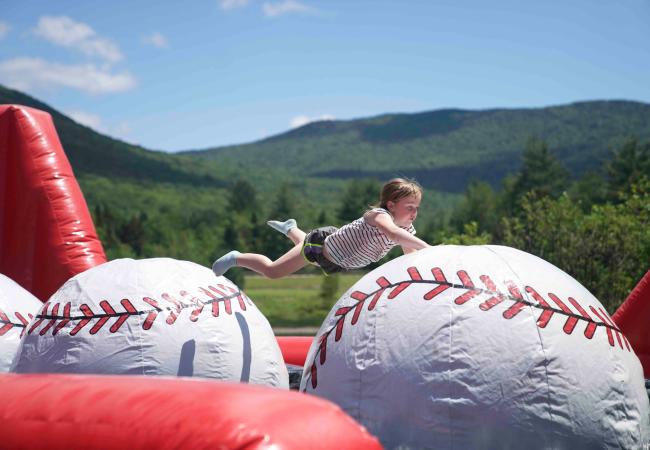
0, 104, 380, 449
1, 103, 650, 449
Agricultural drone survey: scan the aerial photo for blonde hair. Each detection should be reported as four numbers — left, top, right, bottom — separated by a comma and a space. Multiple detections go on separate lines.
373, 178, 422, 210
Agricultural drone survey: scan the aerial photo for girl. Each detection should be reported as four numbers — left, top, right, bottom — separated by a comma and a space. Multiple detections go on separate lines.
212, 178, 430, 278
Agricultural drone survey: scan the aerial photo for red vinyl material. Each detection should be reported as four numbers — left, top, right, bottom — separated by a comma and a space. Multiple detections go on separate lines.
613, 270, 650, 377
0, 373, 382, 450
276, 336, 313, 366
0, 105, 106, 301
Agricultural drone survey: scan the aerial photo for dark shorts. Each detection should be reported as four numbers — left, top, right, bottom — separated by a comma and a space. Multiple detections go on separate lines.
302, 226, 345, 274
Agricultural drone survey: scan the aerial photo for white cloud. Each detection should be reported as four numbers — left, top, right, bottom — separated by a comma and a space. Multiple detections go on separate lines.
290, 114, 335, 128
263, 0, 315, 17
33, 16, 123, 63
220, 0, 250, 10
0, 21, 10, 39
67, 110, 103, 130
143, 32, 168, 49
0, 57, 136, 94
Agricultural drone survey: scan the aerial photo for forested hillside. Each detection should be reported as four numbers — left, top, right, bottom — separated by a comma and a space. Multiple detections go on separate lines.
186, 101, 650, 192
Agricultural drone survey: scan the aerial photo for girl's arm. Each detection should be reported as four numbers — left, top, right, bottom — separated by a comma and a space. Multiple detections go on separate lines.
367, 211, 430, 251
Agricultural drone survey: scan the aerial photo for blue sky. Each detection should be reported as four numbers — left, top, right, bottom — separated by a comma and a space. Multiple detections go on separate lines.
1, 0, 649, 152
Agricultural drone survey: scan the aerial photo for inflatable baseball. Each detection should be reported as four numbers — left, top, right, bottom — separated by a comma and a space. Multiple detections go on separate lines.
301, 245, 650, 449
12, 258, 288, 388
0, 274, 42, 372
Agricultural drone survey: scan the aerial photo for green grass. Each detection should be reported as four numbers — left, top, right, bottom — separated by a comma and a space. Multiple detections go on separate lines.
243, 273, 365, 329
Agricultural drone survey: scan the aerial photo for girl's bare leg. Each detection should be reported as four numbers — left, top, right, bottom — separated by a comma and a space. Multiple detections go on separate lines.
236, 243, 306, 279
286, 227, 306, 246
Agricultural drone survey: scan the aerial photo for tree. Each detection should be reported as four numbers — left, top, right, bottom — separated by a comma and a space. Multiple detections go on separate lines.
221, 219, 246, 288
607, 138, 650, 201
259, 183, 297, 260
222, 219, 241, 249
450, 181, 499, 235
93, 202, 119, 248
337, 179, 381, 223
248, 211, 262, 251
434, 221, 492, 246
506, 138, 569, 209
117, 212, 147, 256
568, 170, 608, 212
271, 183, 295, 218
502, 181, 650, 313
316, 209, 329, 226
227, 179, 258, 212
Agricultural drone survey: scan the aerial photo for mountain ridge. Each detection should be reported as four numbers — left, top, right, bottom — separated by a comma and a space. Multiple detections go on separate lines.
2, 83, 649, 194
0, 84, 226, 188
183, 99, 650, 191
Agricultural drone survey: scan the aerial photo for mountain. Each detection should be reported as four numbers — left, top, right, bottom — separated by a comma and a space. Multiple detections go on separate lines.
185, 101, 650, 192
3, 83, 649, 196
0, 84, 226, 188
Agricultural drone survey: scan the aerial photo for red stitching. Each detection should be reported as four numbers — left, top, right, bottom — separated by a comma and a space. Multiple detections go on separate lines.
454, 270, 480, 305
0, 308, 31, 336
502, 281, 526, 319
567, 297, 597, 339
28, 303, 49, 334
424, 268, 450, 299
525, 287, 554, 327
53, 304, 71, 335
478, 275, 505, 311
28, 284, 247, 337
0, 307, 16, 336
305, 266, 629, 390
181, 290, 205, 322
161, 293, 182, 324
39, 303, 59, 335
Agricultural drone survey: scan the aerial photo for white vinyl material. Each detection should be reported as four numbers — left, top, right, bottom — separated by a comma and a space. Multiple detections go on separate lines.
12, 258, 288, 388
301, 245, 650, 449
0, 274, 43, 372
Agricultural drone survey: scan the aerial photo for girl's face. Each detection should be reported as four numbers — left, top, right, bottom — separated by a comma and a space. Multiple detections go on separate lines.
387, 194, 421, 227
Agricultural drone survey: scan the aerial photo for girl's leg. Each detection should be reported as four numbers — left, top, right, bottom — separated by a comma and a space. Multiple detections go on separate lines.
286, 227, 306, 246
236, 243, 307, 279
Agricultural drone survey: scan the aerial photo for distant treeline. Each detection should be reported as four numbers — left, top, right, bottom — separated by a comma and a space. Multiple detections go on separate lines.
86, 137, 649, 314
422, 137, 649, 314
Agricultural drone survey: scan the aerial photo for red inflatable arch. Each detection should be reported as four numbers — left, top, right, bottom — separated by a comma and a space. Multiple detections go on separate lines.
0, 373, 381, 449
0, 105, 106, 302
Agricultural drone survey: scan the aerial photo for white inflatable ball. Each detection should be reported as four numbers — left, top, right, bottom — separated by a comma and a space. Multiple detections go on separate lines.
12, 258, 288, 388
301, 245, 649, 449
0, 274, 43, 372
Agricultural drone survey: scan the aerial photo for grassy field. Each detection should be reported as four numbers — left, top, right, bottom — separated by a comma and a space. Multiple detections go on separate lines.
243, 273, 365, 332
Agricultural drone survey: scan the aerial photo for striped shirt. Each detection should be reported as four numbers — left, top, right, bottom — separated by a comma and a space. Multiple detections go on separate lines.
324, 208, 416, 269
